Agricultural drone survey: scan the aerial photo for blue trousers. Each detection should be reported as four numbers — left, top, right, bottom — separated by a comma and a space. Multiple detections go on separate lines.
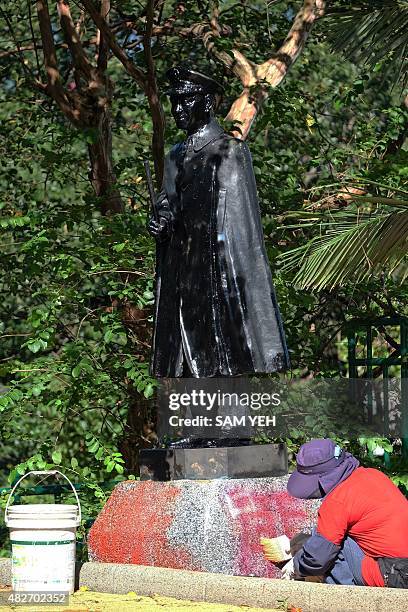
325, 535, 365, 586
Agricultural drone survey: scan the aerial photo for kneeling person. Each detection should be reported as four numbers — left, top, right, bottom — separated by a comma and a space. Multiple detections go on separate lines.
287, 438, 408, 588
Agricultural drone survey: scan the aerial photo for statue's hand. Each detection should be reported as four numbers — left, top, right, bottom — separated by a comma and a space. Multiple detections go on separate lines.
147, 216, 171, 242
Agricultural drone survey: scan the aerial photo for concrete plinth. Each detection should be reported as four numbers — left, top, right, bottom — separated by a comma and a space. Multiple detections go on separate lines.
88, 476, 319, 578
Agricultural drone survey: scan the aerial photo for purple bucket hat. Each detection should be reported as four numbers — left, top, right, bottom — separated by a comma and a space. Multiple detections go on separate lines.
287, 438, 359, 499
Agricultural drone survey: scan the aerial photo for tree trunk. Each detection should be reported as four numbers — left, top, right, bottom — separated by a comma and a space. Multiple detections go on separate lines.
119, 397, 157, 475
87, 104, 123, 215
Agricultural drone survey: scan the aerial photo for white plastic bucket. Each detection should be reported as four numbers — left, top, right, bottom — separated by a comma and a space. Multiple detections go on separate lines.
5, 470, 81, 593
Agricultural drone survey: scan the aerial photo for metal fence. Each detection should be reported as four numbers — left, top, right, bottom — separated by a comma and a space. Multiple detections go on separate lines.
347, 315, 408, 457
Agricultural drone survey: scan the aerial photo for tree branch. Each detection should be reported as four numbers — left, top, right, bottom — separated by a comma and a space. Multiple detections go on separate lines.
97, 0, 110, 72
258, 0, 325, 84
115, 13, 232, 42
0, 6, 32, 78
0, 39, 98, 59
82, 0, 166, 182
214, 0, 326, 138
36, 0, 61, 82
36, 0, 81, 124
143, 0, 165, 185
27, 0, 42, 76
81, 0, 147, 88
57, 0, 92, 80
0, 45, 40, 59
75, 8, 86, 35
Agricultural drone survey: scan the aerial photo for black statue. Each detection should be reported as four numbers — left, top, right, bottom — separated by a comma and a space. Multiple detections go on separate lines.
148, 66, 290, 378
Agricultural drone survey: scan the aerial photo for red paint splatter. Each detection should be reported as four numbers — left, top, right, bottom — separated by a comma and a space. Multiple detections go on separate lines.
222, 489, 310, 577
88, 481, 199, 570
89, 481, 317, 578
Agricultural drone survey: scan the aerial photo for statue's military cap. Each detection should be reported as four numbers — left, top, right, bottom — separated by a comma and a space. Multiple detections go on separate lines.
165, 66, 224, 106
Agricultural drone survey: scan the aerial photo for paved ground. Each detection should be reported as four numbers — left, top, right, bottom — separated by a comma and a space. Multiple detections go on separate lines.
0, 587, 282, 612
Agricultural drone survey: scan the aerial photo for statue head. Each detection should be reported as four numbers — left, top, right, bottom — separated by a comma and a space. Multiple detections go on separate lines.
165, 67, 224, 134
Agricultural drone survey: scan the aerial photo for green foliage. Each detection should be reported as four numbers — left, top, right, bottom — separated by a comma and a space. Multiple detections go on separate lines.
0, 51, 158, 508
279, 204, 408, 290
357, 437, 408, 496
325, 1, 408, 95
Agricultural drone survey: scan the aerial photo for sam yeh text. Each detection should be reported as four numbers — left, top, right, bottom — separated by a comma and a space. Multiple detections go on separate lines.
168, 415, 277, 427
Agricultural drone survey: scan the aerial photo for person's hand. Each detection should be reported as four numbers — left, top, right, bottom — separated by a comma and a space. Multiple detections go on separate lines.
147, 216, 170, 242
281, 558, 295, 580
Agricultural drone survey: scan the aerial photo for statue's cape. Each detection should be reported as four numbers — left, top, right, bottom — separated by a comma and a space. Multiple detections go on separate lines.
151, 119, 290, 377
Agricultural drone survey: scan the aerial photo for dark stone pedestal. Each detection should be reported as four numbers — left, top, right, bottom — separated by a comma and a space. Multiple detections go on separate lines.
139, 443, 288, 481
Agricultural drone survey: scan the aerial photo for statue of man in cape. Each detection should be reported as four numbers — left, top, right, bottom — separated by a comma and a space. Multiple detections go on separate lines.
148, 66, 290, 378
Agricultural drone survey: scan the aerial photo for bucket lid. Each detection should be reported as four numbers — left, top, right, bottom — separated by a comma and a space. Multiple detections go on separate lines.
7, 518, 80, 529
8, 504, 78, 514
7, 505, 80, 527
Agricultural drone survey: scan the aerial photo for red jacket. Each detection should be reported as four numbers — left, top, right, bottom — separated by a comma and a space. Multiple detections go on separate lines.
298, 467, 408, 586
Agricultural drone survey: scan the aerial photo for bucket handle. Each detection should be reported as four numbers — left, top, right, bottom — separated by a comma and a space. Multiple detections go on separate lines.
4, 470, 81, 526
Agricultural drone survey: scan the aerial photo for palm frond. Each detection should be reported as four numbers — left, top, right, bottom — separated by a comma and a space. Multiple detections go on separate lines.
279, 207, 408, 290
324, 1, 408, 94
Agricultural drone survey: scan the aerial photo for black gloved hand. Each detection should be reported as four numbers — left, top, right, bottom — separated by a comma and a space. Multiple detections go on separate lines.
147, 216, 171, 242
